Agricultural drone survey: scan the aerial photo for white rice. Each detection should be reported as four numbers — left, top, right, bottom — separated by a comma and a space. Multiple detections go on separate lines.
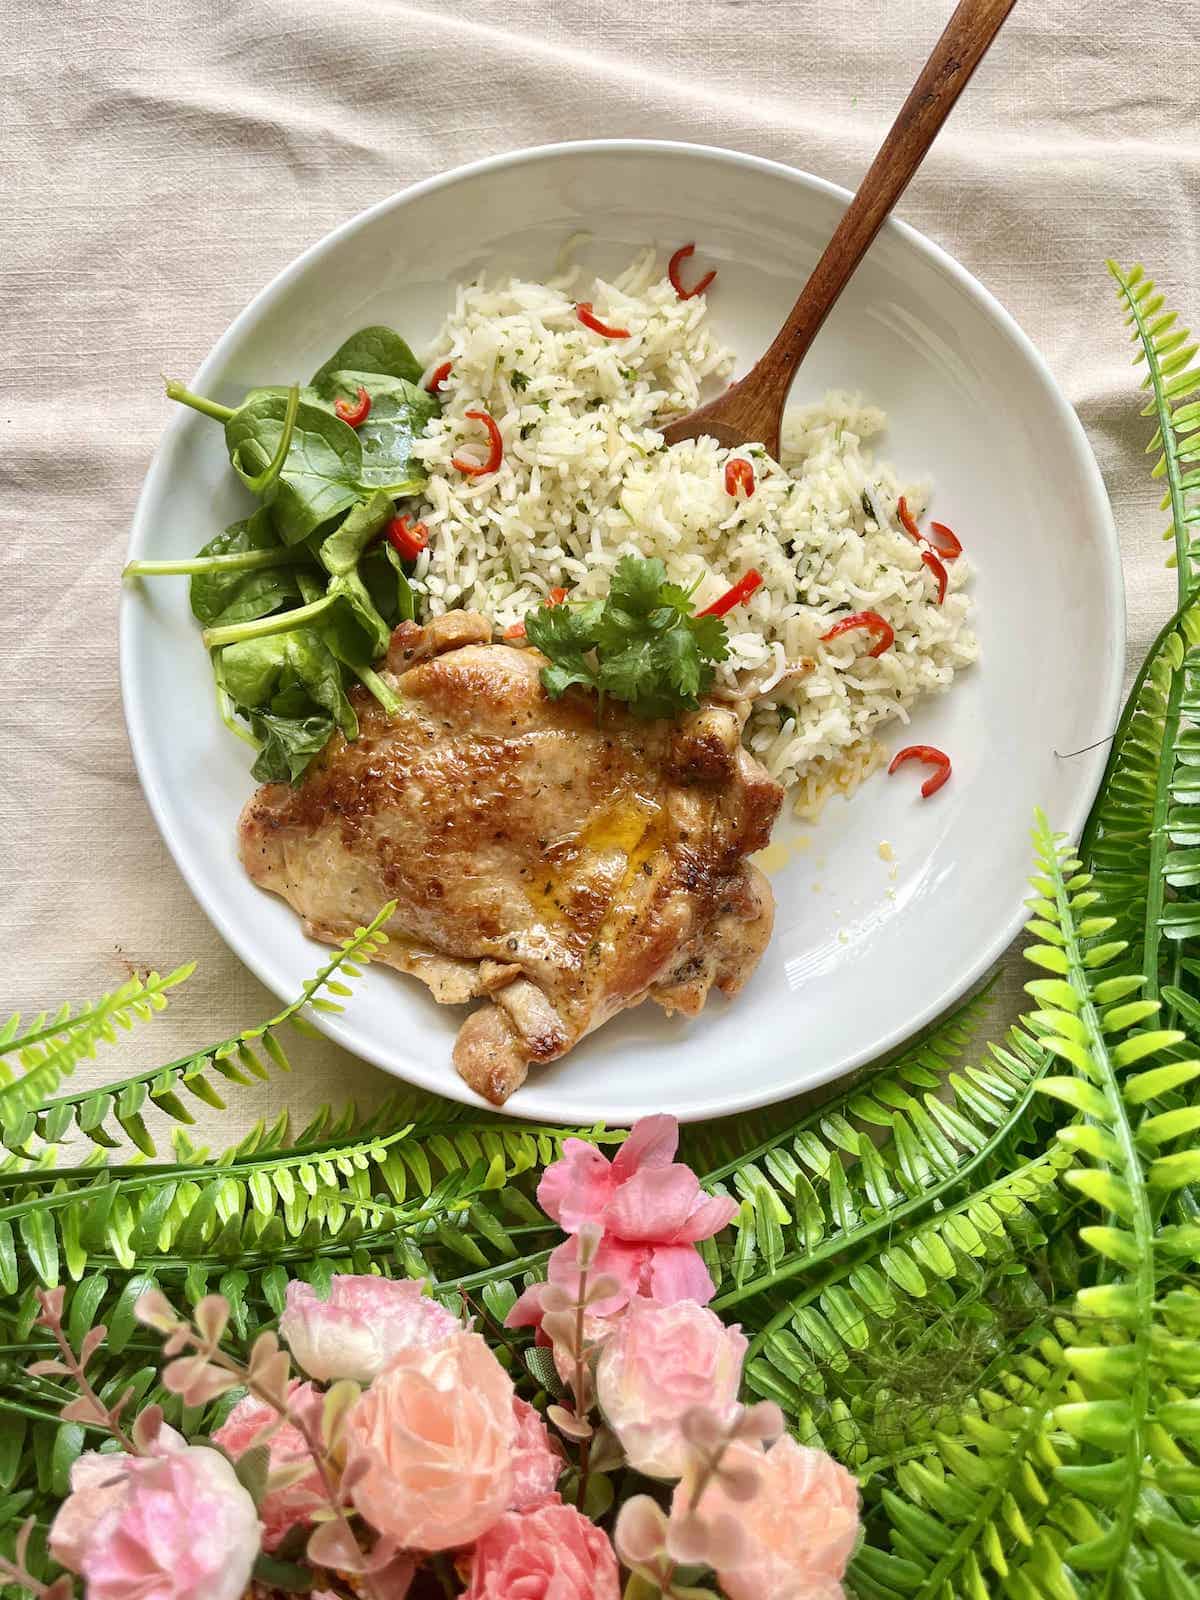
409, 249, 977, 809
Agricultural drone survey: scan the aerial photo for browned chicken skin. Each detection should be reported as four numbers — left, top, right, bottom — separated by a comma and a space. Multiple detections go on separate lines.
239, 613, 783, 1103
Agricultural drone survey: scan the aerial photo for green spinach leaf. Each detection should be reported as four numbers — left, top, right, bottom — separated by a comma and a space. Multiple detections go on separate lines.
249, 712, 337, 785
310, 327, 423, 391
319, 372, 437, 493
188, 510, 310, 629
221, 630, 356, 742
318, 491, 393, 577
224, 395, 363, 546
361, 542, 416, 627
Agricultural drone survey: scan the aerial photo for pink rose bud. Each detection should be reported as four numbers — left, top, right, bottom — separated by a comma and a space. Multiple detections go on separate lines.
343, 1330, 516, 1551
679, 1436, 861, 1600
462, 1503, 619, 1600
278, 1274, 459, 1383
595, 1298, 746, 1480
50, 1446, 260, 1600
212, 1384, 326, 1551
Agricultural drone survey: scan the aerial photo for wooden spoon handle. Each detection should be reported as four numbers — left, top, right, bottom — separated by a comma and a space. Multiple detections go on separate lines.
755, 0, 1016, 395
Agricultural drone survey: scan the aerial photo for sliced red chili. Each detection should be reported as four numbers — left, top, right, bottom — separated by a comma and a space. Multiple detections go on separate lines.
697, 569, 763, 618
668, 243, 717, 301
546, 587, 569, 606
425, 360, 453, 394
927, 520, 963, 560
504, 622, 527, 640
897, 495, 922, 543
387, 516, 429, 562
576, 302, 631, 339
334, 385, 371, 427
452, 409, 504, 477
724, 458, 756, 498
889, 744, 952, 798
921, 549, 948, 605
820, 610, 895, 658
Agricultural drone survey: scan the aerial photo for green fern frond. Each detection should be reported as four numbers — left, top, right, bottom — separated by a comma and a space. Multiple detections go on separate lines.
1081, 596, 1200, 1013
0, 967, 192, 1142
1109, 263, 1200, 602
6, 907, 395, 1161
1025, 811, 1200, 1583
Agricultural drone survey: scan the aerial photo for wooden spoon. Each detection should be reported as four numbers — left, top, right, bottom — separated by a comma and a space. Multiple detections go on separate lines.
661, 0, 1017, 458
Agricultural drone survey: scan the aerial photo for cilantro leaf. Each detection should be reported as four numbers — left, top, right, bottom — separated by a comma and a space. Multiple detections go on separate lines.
523, 558, 729, 720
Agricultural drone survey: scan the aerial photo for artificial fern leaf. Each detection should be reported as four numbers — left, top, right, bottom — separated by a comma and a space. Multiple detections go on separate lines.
18, 906, 394, 1159
0, 967, 191, 1136
1025, 811, 1200, 1583
1109, 263, 1200, 602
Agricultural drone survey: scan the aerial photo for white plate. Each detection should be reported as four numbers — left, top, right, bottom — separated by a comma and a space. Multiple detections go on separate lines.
120, 140, 1124, 1125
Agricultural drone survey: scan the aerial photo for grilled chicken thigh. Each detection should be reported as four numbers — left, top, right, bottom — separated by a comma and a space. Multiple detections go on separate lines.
239, 612, 783, 1103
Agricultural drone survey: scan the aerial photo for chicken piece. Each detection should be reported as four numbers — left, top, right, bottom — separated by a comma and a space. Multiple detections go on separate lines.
239, 612, 783, 1104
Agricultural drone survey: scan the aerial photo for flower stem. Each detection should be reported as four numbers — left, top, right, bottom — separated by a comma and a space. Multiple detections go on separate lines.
431, 1554, 457, 1598
39, 1298, 136, 1454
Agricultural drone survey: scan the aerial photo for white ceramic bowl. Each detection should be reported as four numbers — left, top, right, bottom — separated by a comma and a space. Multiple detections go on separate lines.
121, 140, 1124, 1125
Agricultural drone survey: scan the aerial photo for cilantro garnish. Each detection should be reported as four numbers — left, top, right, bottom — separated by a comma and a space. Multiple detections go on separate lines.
523, 556, 729, 720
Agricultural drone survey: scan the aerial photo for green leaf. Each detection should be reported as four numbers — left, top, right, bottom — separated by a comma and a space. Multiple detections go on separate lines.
311, 326, 423, 390
225, 394, 363, 545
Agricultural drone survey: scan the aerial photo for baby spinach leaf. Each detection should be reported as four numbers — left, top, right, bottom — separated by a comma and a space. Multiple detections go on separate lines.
319, 373, 437, 494
224, 394, 363, 546
310, 327, 423, 391
318, 491, 393, 577
189, 510, 309, 629
221, 630, 356, 742
234, 383, 300, 495
250, 712, 336, 785
361, 542, 416, 627
325, 573, 392, 665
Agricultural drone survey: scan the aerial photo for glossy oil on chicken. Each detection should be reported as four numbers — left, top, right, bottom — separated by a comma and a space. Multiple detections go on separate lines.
239, 612, 783, 1104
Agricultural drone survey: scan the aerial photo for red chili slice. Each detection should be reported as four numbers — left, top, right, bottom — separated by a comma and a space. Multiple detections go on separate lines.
724, 458, 756, 497
697, 569, 763, 618
921, 549, 948, 605
504, 622, 527, 640
927, 520, 963, 559
387, 516, 429, 562
820, 610, 895, 658
452, 409, 504, 477
334, 385, 371, 427
897, 495, 922, 543
576, 302, 631, 339
889, 744, 952, 798
425, 360, 453, 393
668, 243, 717, 301
546, 587, 569, 606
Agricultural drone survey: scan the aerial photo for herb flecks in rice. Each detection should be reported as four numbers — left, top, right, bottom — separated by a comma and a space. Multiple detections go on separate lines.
410, 249, 977, 805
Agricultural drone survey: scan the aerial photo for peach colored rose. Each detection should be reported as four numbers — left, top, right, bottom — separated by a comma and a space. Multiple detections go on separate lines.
462, 1503, 619, 1600
596, 1297, 746, 1479
51, 1445, 260, 1600
213, 1384, 325, 1550
509, 1398, 562, 1512
279, 1274, 458, 1383
343, 1330, 515, 1551
691, 1436, 860, 1600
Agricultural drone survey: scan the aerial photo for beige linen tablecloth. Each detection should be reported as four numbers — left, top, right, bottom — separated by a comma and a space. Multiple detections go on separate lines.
2, 0, 1194, 1140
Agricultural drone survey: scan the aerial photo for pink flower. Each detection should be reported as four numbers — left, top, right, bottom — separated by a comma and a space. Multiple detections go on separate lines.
595, 1298, 746, 1479
509, 1398, 562, 1512
462, 1503, 619, 1600
51, 1445, 260, 1600
689, 1436, 860, 1600
343, 1330, 516, 1551
213, 1385, 325, 1550
279, 1274, 459, 1383
507, 1117, 736, 1329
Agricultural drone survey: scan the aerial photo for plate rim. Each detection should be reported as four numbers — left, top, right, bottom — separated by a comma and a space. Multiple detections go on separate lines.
120, 136, 1126, 1124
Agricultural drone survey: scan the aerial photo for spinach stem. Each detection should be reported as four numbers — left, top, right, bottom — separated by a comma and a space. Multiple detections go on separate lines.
164, 379, 236, 423
353, 663, 401, 718
202, 593, 337, 649
124, 548, 311, 580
